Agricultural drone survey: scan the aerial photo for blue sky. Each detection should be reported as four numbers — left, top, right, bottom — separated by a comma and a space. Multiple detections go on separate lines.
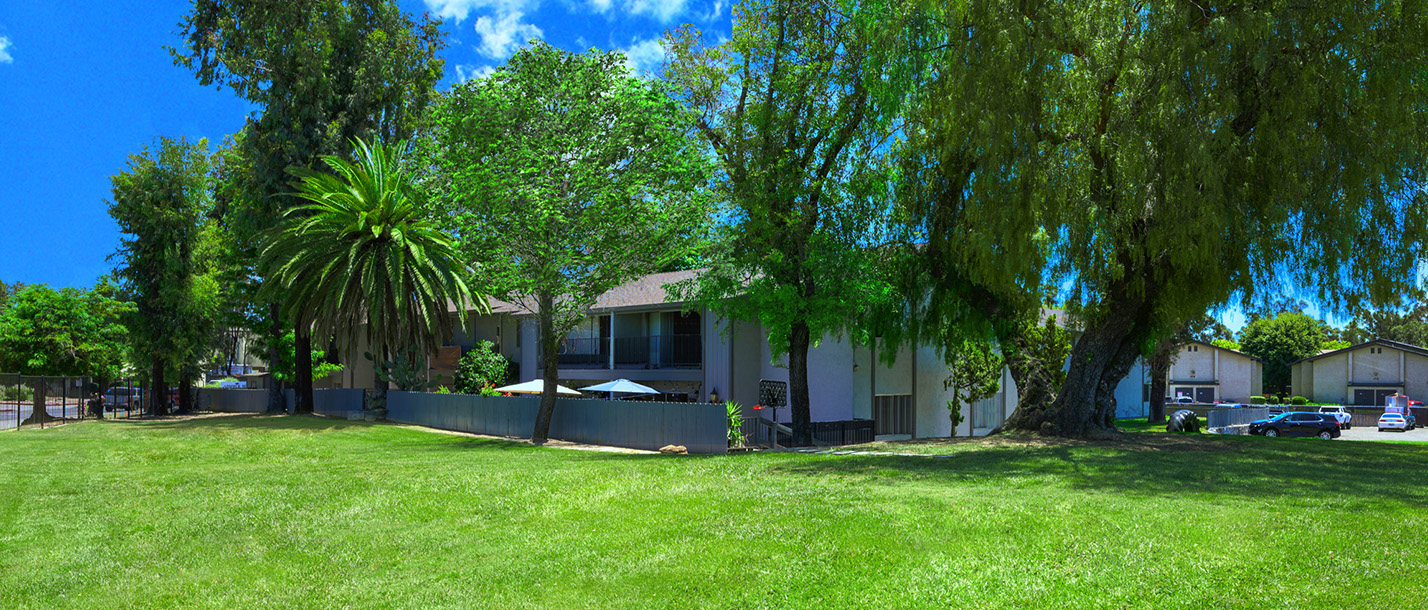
0, 0, 730, 290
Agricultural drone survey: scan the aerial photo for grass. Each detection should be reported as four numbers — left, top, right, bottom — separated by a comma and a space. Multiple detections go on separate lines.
2, 416, 1426, 609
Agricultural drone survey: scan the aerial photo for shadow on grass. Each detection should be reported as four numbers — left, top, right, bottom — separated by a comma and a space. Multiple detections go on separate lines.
750, 434, 1428, 506
120, 414, 550, 453
103, 415, 1428, 506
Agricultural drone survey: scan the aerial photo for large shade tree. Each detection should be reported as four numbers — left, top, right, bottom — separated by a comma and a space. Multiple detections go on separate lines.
172, 0, 445, 414
884, 0, 1428, 435
426, 41, 712, 444
260, 139, 480, 412
108, 137, 216, 416
663, 0, 905, 445
1237, 312, 1330, 396
0, 283, 132, 424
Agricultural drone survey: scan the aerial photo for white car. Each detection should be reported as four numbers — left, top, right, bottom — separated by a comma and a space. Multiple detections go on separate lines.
1378, 413, 1409, 432
1318, 406, 1352, 429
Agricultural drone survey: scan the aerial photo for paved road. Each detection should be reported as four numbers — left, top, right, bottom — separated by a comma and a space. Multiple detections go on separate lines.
0, 403, 134, 430
1337, 423, 1428, 442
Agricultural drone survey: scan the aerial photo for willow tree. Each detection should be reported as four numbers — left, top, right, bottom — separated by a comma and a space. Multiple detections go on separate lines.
664, 0, 906, 445
887, 1, 1428, 435
427, 41, 711, 444
171, 0, 445, 414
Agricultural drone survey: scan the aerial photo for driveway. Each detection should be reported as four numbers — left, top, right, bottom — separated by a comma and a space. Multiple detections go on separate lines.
1337, 424, 1428, 442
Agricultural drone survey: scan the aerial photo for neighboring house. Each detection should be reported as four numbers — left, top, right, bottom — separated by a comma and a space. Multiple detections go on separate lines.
1164, 341, 1263, 404
1290, 339, 1428, 406
337, 269, 970, 438
334, 269, 1263, 438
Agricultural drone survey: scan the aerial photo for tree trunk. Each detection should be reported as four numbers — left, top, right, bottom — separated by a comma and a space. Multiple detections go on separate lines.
266, 302, 285, 413
150, 356, 167, 417
1147, 341, 1173, 424
178, 370, 194, 414
372, 344, 390, 413
21, 378, 53, 425
294, 323, 314, 414
1002, 286, 1151, 436
787, 321, 813, 446
532, 292, 558, 445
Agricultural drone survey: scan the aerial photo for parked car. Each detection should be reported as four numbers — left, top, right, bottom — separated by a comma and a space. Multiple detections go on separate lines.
1248, 412, 1341, 439
1378, 413, 1410, 432
102, 387, 142, 411
1174, 396, 1194, 404
1318, 406, 1352, 429
1383, 405, 1417, 430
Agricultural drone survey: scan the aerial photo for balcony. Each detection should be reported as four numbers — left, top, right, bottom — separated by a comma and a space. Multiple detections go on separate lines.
543, 334, 701, 369
615, 335, 702, 369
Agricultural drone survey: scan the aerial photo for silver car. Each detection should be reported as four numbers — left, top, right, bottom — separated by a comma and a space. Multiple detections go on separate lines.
102, 387, 142, 410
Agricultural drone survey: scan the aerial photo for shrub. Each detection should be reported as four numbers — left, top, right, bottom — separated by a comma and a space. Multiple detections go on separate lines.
1, 385, 34, 401
1250, 396, 1267, 404
726, 402, 746, 447
454, 340, 510, 395
1290, 396, 1309, 406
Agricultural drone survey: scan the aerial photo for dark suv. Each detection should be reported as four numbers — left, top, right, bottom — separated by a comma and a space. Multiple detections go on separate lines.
1248, 412, 1341, 439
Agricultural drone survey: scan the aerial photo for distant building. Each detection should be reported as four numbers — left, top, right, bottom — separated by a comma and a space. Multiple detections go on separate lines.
1164, 341, 1264, 404
1290, 339, 1428, 405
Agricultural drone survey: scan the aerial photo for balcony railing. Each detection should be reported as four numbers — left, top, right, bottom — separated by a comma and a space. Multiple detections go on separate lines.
615, 335, 702, 368
540, 334, 701, 369
552, 337, 609, 368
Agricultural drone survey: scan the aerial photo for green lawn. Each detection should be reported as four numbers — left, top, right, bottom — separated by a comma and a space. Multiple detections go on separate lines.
2, 416, 1425, 609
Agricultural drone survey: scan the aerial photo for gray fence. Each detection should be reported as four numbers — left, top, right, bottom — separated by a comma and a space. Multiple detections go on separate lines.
386, 391, 728, 454
198, 388, 270, 413
1207, 408, 1273, 429
199, 388, 365, 415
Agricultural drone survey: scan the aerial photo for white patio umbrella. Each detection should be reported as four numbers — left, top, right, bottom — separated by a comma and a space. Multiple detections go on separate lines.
578, 379, 660, 395
491, 379, 582, 396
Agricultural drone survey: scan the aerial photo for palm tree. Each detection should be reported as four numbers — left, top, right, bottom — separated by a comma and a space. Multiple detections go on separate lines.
260, 138, 485, 413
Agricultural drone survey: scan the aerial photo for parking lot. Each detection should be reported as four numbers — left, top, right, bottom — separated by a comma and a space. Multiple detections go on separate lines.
1337, 424, 1428, 442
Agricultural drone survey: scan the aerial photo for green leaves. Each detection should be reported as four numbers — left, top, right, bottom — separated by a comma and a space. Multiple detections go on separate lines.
1239, 312, 1331, 394
259, 138, 481, 360
108, 137, 218, 379
0, 283, 133, 377
426, 40, 712, 341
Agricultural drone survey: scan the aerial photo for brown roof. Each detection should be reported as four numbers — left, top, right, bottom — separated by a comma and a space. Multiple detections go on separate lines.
453, 269, 702, 316
589, 269, 701, 311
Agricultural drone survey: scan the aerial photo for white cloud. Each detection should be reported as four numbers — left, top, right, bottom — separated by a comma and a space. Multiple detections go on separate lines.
624, 0, 687, 22
0, 36, 12, 64
474, 12, 543, 59
455, 64, 499, 82
701, 0, 726, 22
623, 37, 665, 75
423, 0, 537, 22
586, 0, 614, 13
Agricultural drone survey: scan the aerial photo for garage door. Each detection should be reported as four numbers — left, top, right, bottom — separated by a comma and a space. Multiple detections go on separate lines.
1353, 389, 1374, 406
1195, 387, 1216, 404
1376, 390, 1398, 406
